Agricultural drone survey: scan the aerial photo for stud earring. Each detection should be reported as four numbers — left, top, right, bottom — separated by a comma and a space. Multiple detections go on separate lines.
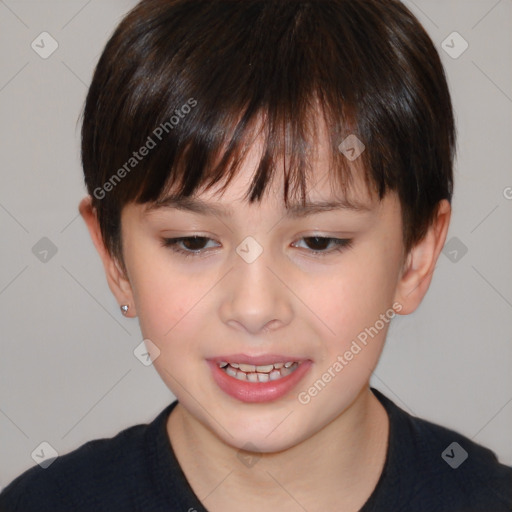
120, 304, 129, 316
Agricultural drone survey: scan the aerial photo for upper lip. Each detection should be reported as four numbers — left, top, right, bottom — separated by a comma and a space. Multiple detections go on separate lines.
209, 354, 309, 366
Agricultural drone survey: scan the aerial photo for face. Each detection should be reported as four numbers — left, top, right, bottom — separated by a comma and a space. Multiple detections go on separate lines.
118, 137, 406, 453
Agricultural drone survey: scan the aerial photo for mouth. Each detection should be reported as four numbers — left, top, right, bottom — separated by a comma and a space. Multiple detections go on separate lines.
208, 355, 312, 403
218, 361, 300, 382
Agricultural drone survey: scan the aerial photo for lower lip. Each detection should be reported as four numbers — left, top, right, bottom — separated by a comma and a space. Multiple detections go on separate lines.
208, 360, 313, 403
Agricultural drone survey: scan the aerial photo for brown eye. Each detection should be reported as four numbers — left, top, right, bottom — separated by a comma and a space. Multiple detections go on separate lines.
302, 237, 331, 251
179, 236, 209, 251
293, 237, 353, 255
161, 236, 220, 258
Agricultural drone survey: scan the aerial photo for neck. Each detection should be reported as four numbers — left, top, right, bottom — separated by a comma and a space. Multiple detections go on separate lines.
167, 386, 389, 511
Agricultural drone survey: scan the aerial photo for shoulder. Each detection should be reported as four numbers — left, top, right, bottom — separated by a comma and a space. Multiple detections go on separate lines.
0, 408, 172, 512
407, 411, 511, 508
372, 388, 512, 511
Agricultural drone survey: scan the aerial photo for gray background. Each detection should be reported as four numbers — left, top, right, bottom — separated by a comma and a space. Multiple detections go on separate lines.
1, 0, 511, 489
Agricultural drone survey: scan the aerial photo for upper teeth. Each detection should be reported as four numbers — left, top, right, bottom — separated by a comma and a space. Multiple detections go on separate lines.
218, 361, 296, 373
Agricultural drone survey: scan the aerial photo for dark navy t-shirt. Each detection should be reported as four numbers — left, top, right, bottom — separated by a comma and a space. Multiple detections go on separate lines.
1, 388, 511, 511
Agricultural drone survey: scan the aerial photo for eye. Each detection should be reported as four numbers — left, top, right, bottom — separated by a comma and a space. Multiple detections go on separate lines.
161, 235, 353, 259
292, 236, 353, 256
161, 236, 220, 258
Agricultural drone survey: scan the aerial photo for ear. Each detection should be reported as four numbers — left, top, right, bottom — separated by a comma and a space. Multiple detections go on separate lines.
78, 196, 137, 318
394, 199, 451, 315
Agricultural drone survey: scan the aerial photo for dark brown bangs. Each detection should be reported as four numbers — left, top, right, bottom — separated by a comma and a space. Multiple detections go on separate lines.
149, 97, 366, 209
111, 0, 370, 206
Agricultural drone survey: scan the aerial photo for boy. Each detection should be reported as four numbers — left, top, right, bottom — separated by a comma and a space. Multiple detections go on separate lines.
1, 0, 511, 510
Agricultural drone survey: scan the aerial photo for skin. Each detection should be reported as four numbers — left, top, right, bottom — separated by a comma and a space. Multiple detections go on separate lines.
80, 133, 451, 511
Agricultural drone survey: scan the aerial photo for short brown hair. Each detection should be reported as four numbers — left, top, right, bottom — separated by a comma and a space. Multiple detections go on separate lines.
81, 0, 455, 265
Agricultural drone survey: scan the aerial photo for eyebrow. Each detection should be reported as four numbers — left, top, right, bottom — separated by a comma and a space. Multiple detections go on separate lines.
146, 195, 372, 218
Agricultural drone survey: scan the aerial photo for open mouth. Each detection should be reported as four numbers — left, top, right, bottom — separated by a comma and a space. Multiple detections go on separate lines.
210, 357, 312, 403
217, 361, 300, 382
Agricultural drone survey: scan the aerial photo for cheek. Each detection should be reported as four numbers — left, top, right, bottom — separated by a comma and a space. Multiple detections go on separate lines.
130, 261, 176, 337
129, 258, 215, 395
124, 242, 178, 331
132, 261, 207, 339
295, 252, 401, 412
308, 250, 400, 342
128, 250, 225, 378
301, 252, 403, 401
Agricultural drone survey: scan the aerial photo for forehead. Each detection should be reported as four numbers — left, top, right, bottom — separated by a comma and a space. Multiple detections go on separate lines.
146, 178, 374, 220
145, 125, 377, 217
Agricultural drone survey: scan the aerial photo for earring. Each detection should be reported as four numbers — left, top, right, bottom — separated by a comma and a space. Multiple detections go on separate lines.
120, 304, 129, 316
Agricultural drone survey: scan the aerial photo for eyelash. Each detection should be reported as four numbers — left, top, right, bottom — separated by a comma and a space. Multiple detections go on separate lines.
160, 236, 353, 259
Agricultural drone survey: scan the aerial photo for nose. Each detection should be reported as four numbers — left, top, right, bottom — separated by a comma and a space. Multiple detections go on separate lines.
218, 244, 294, 335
